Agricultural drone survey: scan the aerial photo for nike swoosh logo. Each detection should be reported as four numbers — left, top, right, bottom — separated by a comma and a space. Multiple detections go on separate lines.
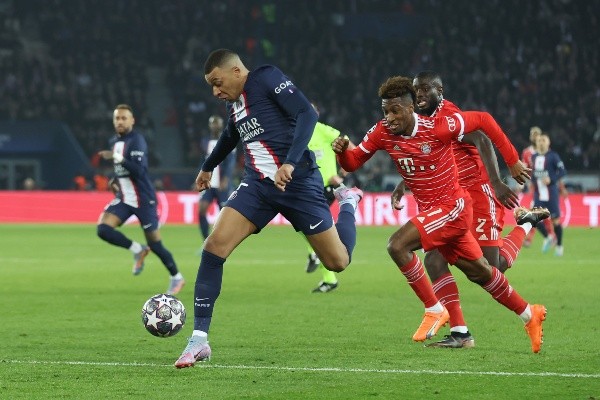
143, 223, 152, 229
195, 297, 209, 301
309, 220, 324, 230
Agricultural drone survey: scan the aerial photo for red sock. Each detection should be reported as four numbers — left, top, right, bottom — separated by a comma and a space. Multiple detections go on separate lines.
543, 219, 555, 237
432, 273, 466, 328
499, 226, 527, 268
482, 267, 528, 314
399, 253, 438, 308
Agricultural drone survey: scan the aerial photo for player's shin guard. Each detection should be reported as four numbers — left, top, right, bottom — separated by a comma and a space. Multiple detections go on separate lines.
432, 273, 466, 328
482, 267, 528, 315
194, 250, 225, 333
335, 203, 357, 262
400, 253, 439, 308
148, 240, 179, 275
499, 227, 527, 269
97, 223, 132, 248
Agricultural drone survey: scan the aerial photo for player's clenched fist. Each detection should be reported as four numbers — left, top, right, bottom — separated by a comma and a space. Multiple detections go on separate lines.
332, 135, 350, 154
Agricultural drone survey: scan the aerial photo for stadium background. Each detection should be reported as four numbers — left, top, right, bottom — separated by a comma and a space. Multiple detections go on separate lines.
0, 0, 598, 194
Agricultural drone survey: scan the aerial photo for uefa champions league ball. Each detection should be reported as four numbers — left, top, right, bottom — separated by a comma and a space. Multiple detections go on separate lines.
141, 294, 186, 337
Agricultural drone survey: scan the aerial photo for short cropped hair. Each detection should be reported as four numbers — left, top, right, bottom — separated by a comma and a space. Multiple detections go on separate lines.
204, 49, 238, 74
115, 104, 134, 114
414, 70, 442, 85
378, 76, 416, 105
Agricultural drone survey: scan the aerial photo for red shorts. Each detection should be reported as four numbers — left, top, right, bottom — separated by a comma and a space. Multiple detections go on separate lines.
467, 182, 505, 247
411, 197, 483, 265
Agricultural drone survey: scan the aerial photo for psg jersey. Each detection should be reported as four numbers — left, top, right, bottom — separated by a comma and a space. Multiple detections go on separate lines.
216, 65, 318, 181
109, 129, 156, 208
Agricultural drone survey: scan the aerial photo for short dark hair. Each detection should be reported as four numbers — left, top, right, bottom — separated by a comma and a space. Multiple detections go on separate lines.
414, 70, 442, 85
204, 49, 238, 74
115, 104, 134, 114
378, 76, 416, 105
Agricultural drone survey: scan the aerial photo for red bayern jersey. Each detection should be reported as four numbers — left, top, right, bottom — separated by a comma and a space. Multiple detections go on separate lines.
338, 111, 519, 211
521, 145, 536, 169
431, 99, 490, 189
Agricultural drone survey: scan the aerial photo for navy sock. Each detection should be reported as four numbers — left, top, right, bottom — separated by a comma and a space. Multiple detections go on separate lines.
536, 220, 548, 237
199, 215, 209, 239
194, 250, 225, 333
97, 224, 132, 249
148, 240, 178, 275
554, 224, 563, 245
335, 203, 357, 263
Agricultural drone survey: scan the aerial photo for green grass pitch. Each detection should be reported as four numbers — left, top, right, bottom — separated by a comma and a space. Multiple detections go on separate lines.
1, 224, 599, 399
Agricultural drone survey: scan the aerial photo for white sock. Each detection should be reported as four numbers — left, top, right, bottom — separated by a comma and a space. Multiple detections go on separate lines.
519, 304, 532, 323
450, 326, 469, 334
129, 241, 143, 253
518, 222, 533, 235
192, 330, 208, 340
171, 272, 183, 280
425, 302, 444, 313
339, 196, 358, 210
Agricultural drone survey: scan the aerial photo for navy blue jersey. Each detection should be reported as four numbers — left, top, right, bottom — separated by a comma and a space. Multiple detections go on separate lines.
531, 150, 566, 202
202, 65, 318, 181
109, 129, 156, 208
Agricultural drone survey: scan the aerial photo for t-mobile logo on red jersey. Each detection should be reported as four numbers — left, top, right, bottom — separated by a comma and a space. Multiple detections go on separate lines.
397, 157, 436, 175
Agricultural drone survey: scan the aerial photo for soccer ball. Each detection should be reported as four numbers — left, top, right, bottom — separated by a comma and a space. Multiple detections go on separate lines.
141, 293, 186, 337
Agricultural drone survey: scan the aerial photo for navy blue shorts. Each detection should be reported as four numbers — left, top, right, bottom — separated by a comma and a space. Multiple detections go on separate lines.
225, 172, 334, 235
534, 198, 561, 219
103, 198, 159, 232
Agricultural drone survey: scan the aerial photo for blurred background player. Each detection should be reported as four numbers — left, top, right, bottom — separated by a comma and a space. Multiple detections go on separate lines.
305, 103, 347, 293
521, 126, 555, 247
198, 115, 236, 245
532, 133, 567, 256
97, 104, 185, 295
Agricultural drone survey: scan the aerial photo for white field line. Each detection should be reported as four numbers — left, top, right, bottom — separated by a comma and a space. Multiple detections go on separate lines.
2, 359, 599, 379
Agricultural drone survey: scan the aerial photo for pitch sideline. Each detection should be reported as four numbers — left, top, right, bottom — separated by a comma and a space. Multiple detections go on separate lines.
2, 359, 598, 379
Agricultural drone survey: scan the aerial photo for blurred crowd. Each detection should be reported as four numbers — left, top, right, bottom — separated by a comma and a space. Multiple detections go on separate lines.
1, 0, 598, 191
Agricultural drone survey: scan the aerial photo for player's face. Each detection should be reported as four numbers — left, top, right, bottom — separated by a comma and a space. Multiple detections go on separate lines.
413, 77, 442, 116
205, 66, 243, 101
530, 129, 541, 146
536, 135, 550, 153
113, 109, 135, 135
382, 97, 414, 135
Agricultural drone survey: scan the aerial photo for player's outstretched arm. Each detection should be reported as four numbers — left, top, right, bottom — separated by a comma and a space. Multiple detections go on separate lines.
458, 111, 530, 185
333, 135, 374, 172
462, 131, 519, 209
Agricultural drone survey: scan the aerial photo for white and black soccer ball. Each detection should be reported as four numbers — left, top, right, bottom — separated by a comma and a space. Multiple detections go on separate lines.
141, 293, 186, 337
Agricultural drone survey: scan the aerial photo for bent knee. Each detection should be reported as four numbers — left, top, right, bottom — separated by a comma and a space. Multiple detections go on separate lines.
386, 239, 407, 258
321, 255, 349, 273
97, 223, 111, 240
